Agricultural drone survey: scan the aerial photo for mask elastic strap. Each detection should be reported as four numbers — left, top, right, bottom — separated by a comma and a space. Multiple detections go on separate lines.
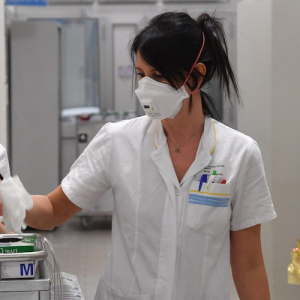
183, 32, 206, 91
189, 89, 202, 95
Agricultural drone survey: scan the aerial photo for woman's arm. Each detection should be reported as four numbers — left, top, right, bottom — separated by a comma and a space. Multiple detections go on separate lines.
26, 185, 82, 230
230, 224, 271, 300
0, 184, 81, 231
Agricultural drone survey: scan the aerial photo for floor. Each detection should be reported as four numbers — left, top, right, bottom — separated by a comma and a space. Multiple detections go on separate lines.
27, 217, 240, 300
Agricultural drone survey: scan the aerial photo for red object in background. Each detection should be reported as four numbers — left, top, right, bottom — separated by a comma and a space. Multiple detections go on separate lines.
80, 114, 91, 121
221, 180, 226, 184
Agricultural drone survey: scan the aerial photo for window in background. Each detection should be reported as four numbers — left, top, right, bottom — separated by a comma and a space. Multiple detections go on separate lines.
59, 19, 100, 109
30, 18, 100, 110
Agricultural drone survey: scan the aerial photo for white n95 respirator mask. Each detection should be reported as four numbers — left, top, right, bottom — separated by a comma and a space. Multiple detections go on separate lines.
134, 33, 206, 120
135, 77, 189, 120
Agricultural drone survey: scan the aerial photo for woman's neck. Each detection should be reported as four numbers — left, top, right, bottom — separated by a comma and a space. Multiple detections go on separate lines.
162, 94, 205, 142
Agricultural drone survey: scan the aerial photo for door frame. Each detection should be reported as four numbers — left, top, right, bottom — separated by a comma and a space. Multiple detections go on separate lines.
0, 1, 8, 148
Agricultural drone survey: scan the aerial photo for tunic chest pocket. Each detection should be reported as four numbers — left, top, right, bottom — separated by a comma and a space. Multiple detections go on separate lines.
186, 182, 232, 236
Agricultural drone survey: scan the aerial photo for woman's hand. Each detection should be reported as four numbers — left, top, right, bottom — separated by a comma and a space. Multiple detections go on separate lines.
0, 177, 81, 231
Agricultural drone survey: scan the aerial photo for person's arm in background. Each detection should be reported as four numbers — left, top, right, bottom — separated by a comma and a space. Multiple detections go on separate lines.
230, 224, 271, 300
0, 177, 11, 233
0, 177, 6, 233
0, 145, 14, 233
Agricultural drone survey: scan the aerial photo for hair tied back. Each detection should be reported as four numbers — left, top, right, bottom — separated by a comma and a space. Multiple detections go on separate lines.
197, 13, 221, 40
196, 11, 241, 105
197, 13, 212, 28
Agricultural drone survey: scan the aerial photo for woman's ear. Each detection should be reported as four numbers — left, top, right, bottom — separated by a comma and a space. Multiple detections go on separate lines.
184, 63, 207, 92
195, 63, 206, 88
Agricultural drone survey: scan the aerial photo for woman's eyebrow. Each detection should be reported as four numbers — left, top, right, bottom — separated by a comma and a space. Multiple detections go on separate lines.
135, 66, 158, 72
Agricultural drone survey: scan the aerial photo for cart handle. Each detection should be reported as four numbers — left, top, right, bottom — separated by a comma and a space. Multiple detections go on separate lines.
0, 233, 48, 262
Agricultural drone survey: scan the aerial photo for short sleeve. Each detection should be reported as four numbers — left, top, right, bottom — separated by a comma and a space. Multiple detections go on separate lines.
230, 140, 277, 231
0, 144, 11, 179
61, 123, 112, 209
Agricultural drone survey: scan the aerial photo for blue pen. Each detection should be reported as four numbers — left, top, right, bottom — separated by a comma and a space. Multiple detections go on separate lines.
198, 174, 207, 191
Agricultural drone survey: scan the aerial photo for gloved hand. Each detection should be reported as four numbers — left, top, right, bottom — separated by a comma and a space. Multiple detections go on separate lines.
0, 176, 33, 233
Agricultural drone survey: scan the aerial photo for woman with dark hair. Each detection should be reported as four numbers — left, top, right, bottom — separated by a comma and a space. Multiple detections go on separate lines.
0, 12, 276, 300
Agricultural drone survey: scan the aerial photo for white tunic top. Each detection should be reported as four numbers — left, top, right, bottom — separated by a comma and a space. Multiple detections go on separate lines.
62, 116, 277, 300
0, 144, 11, 180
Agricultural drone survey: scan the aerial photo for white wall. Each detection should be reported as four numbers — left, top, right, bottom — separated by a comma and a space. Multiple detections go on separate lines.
237, 0, 274, 297
272, 0, 300, 298
0, 0, 7, 148
237, 0, 300, 299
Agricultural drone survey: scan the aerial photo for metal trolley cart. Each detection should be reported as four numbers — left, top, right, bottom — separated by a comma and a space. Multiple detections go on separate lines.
0, 234, 52, 300
61, 117, 114, 229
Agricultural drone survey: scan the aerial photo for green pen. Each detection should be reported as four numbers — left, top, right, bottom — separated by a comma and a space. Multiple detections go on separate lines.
206, 170, 217, 191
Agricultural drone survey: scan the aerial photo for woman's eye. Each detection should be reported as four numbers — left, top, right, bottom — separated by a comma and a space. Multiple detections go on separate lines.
155, 74, 164, 78
137, 73, 144, 77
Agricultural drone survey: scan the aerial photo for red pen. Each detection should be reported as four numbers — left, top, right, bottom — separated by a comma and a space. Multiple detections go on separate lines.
221, 179, 226, 184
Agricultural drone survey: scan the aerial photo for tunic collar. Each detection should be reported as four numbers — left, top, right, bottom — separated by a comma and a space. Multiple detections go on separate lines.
152, 116, 216, 155
151, 116, 217, 187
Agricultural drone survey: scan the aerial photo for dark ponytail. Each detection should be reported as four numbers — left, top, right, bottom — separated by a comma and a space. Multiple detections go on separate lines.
131, 11, 241, 120
196, 13, 240, 118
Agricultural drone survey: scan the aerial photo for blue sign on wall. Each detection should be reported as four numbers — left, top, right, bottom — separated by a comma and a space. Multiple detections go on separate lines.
6, 0, 47, 6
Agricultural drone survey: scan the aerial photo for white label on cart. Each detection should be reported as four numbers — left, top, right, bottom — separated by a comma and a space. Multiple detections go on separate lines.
1, 261, 36, 279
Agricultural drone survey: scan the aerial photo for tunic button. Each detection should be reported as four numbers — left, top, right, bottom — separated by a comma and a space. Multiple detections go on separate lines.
176, 189, 181, 196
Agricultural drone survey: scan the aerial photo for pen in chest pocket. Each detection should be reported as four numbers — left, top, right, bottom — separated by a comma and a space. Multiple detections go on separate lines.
206, 171, 227, 191
206, 170, 217, 191
198, 174, 207, 191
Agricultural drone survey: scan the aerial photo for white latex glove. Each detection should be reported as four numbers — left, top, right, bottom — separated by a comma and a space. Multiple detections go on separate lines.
0, 176, 33, 233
